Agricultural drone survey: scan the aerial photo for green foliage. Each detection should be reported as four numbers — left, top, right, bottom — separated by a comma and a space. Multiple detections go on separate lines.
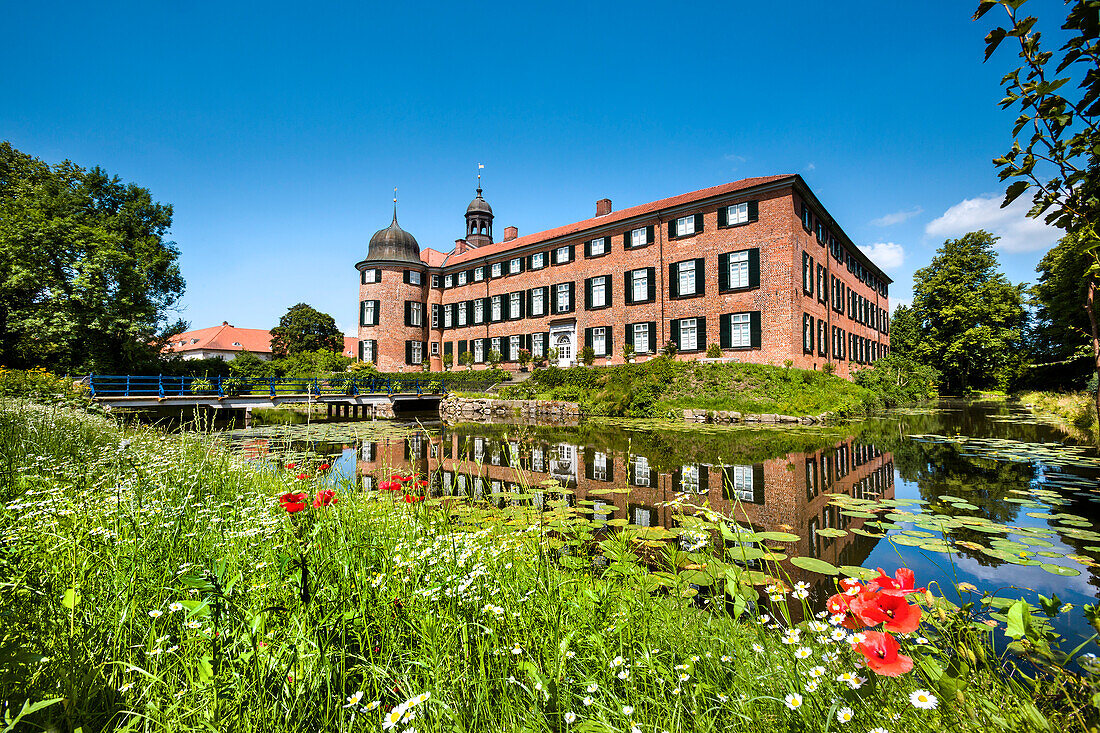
661, 340, 678, 357
580, 345, 595, 366
442, 352, 454, 370
0, 367, 82, 400
268, 303, 341, 358
889, 305, 920, 359
706, 343, 722, 358
1027, 230, 1096, 389
0, 142, 186, 374
487, 350, 502, 367
500, 359, 883, 417
459, 351, 474, 369
911, 231, 1029, 393
228, 350, 274, 379
854, 355, 941, 406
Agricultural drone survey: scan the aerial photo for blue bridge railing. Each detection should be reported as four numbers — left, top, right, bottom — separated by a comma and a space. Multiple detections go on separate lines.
87, 374, 450, 398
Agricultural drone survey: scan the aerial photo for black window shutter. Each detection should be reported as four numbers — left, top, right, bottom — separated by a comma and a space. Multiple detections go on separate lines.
624, 271, 633, 305
584, 240, 591, 258
625, 324, 634, 349
748, 200, 759, 222
585, 328, 593, 349
668, 220, 677, 240
405, 341, 412, 365
696, 258, 706, 295
444, 341, 453, 356
694, 213, 704, 233
605, 276, 613, 306
518, 259, 526, 273
646, 225, 654, 244
699, 465, 709, 491
623, 231, 633, 249
402, 270, 410, 284
717, 205, 728, 228
517, 292, 525, 319
459, 339, 468, 357
404, 301, 411, 327
526, 289, 533, 315
605, 326, 613, 355
750, 311, 762, 348
544, 331, 551, 355
373, 301, 380, 324
370, 340, 377, 359
567, 281, 575, 312
646, 268, 656, 302
360, 300, 366, 326
748, 249, 760, 288
670, 319, 681, 350
720, 314, 731, 349
669, 263, 679, 298
719, 253, 730, 291
648, 322, 657, 351
697, 316, 707, 349
585, 278, 592, 309
568, 245, 575, 263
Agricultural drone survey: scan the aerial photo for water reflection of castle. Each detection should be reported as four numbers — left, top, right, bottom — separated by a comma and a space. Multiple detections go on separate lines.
358, 431, 895, 575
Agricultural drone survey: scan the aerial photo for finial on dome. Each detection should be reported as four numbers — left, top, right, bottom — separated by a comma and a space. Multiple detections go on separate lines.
392, 187, 398, 222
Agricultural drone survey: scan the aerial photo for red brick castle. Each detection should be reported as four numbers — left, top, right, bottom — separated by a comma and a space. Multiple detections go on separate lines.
355, 174, 890, 379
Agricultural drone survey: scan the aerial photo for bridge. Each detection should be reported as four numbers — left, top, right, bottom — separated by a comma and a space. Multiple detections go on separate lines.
87, 374, 462, 421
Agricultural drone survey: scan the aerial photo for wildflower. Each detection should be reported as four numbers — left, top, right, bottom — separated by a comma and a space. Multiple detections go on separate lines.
831, 628, 848, 641
836, 671, 857, 685
582, 696, 593, 706
344, 691, 364, 708
721, 655, 732, 662
852, 631, 913, 677
805, 679, 819, 692
279, 491, 307, 513
512, 643, 523, 655
565, 650, 576, 659
587, 683, 599, 693
564, 712, 577, 724
296, 472, 308, 480
868, 567, 925, 596
382, 708, 404, 730
185, 619, 201, 629
848, 676, 866, 689
793, 586, 809, 600
794, 647, 812, 660
631, 726, 642, 733
782, 630, 801, 645
752, 643, 764, 653
618, 670, 630, 680
313, 489, 338, 508
168, 602, 183, 612
915, 636, 929, 645
119, 682, 134, 692
869, 729, 890, 733
623, 705, 634, 716
672, 687, 682, 695
678, 673, 689, 682
784, 693, 803, 710
847, 632, 867, 645
909, 690, 937, 709
851, 590, 922, 633
364, 700, 381, 711
759, 614, 772, 623
611, 655, 624, 668
286, 463, 297, 470
809, 666, 825, 678
836, 707, 853, 724
148, 609, 163, 618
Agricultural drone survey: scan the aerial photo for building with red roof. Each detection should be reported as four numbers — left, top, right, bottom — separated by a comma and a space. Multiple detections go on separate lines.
165, 322, 358, 361
355, 175, 891, 378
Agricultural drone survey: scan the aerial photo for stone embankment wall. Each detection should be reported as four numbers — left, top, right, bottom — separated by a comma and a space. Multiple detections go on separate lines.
439, 396, 580, 423
681, 409, 828, 425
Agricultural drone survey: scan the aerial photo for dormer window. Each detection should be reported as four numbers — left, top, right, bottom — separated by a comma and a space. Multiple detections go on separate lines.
232, 342, 241, 347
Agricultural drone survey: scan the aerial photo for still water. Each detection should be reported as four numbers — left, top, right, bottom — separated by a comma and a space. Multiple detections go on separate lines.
225, 399, 1100, 648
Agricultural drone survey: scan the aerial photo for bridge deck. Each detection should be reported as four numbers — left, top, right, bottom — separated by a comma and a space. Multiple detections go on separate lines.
92, 392, 441, 409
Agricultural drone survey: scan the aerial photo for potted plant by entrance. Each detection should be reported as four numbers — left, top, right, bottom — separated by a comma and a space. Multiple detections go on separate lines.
580, 345, 595, 367
459, 351, 474, 370
518, 348, 532, 372
622, 344, 635, 364
442, 352, 454, 371
706, 343, 722, 359
487, 349, 502, 369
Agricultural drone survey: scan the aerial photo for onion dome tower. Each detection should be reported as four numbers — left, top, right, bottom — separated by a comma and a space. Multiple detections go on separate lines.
464, 187, 493, 248
365, 204, 422, 264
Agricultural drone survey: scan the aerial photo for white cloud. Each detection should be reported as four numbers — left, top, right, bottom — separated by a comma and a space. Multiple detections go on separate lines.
858, 241, 905, 271
925, 194, 1060, 253
871, 206, 923, 227
804, 162, 816, 172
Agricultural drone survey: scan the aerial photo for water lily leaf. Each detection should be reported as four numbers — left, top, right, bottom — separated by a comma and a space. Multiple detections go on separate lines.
815, 528, 848, 538
790, 556, 839, 575
757, 531, 801, 543
838, 565, 878, 580
1040, 563, 1081, 577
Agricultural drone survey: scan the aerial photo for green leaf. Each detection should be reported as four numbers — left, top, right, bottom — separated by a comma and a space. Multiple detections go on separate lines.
1006, 599, 1031, 640
756, 531, 801, 543
790, 556, 840, 575
61, 588, 80, 610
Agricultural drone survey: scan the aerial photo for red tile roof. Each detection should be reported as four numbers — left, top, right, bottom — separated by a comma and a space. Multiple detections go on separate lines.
424, 174, 793, 267
164, 322, 359, 358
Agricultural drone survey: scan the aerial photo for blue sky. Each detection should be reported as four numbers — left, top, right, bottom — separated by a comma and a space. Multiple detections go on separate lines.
2, 0, 1071, 335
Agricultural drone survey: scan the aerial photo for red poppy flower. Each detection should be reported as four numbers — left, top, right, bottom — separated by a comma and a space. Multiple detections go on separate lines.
296, 472, 309, 480
379, 481, 401, 491
826, 591, 865, 629
852, 590, 922, 633
868, 567, 925, 596
313, 488, 338, 508
317, 463, 331, 471
390, 474, 405, 481
286, 463, 297, 470
416, 480, 429, 488
279, 491, 308, 513
852, 631, 913, 676
403, 494, 423, 503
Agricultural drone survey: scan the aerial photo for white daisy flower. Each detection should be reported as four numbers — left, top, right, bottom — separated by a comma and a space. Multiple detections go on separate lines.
752, 643, 765, 653
565, 650, 576, 659
809, 666, 825, 678
611, 655, 624, 668
582, 696, 593, 706
623, 705, 634, 715
805, 679, 819, 692
836, 707, 853, 723
617, 670, 630, 680
168, 602, 184, 612
148, 609, 163, 618
794, 647, 812, 659
564, 711, 577, 724
363, 700, 381, 711
910, 689, 937, 709
511, 643, 523, 655
784, 693, 803, 710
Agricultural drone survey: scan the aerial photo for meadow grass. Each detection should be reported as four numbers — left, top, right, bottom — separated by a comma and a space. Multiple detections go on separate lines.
0, 400, 1090, 732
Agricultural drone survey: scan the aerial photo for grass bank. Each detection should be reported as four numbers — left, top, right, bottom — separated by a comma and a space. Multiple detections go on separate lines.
1019, 391, 1099, 441
497, 358, 931, 418
1, 400, 1095, 731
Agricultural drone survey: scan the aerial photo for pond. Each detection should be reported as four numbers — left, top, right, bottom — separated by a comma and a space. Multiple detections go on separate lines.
222, 399, 1100, 649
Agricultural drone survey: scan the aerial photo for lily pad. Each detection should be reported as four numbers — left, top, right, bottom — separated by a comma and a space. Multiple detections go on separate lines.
790, 556, 840, 575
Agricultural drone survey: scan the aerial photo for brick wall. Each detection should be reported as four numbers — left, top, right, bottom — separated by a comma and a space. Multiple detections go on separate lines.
357, 265, 427, 372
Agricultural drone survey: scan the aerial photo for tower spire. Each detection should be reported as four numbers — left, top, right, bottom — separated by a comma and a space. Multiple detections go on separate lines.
392, 186, 398, 222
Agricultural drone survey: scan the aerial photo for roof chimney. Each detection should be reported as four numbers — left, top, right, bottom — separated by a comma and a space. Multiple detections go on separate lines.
222, 321, 229, 326
503, 226, 518, 242
454, 239, 468, 254
596, 198, 612, 217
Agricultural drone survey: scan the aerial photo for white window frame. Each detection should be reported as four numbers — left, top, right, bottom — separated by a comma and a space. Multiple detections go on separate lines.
362, 340, 375, 363
410, 302, 423, 327
411, 341, 423, 363
509, 335, 520, 360
509, 292, 521, 318
727, 202, 749, 225
591, 276, 606, 308
491, 296, 502, 321
593, 451, 609, 481
491, 262, 502, 278
409, 270, 422, 285
680, 318, 698, 351
729, 465, 754, 502
631, 270, 648, 303
590, 237, 606, 256
474, 299, 484, 323
490, 337, 501, 355
431, 342, 439, 356
729, 312, 751, 348
444, 274, 453, 288
444, 307, 453, 329
633, 323, 650, 354
510, 258, 521, 274
675, 215, 695, 237
474, 339, 484, 362
678, 260, 696, 296
532, 288, 545, 316
474, 267, 484, 281
681, 465, 702, 494
633, 455, 651, 486
457, 303, 467, 326
532, 252, 545, 269
630, 227, 647, 248
363, 269, 379, 283
592, 326, 606, 356
555, 283, 570, 313
555, 246, 570, 264
531, 332, 544, 358
728, 250, 749, 289
364, 301, 376, 325
457, 271, 467, 286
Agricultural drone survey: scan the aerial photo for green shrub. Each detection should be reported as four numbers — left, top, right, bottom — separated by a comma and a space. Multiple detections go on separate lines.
706, 343, 722, 358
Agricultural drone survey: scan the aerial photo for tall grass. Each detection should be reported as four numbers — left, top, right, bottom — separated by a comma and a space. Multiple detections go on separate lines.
0, 400, 1088, 731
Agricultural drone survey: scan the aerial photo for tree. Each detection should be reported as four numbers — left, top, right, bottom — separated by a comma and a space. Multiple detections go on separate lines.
0, 142, 186, 374
487, 349, 502, 367
977, 0, 1100, 412
887, 305, 920, 359
1029, 230, 1096, 388
911, 231, 1028, 393
269, 303, 341, 358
